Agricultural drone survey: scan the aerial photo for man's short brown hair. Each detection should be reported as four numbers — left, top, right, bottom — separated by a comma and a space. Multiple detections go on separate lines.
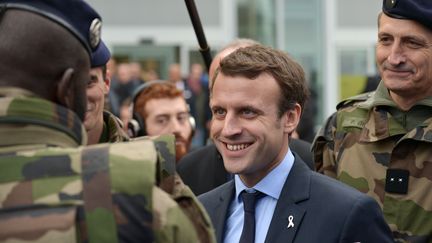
212, 44, 309, 118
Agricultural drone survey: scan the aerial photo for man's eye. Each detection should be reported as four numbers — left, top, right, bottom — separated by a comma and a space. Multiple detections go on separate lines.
156, 118, 168, 125
87, 78, 97, 86
406, 40, 423, 49
178, 114, 189, 123
378, 37, 392, 45
241, 109, 257, 118
212, 108, 225, 117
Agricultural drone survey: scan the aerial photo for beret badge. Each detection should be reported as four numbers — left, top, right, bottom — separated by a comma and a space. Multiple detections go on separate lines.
89, 18, 102, 49
385, 0, 398, 8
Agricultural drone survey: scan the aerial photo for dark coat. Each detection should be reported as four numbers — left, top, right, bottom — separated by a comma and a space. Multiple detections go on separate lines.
198, 156, 393, 243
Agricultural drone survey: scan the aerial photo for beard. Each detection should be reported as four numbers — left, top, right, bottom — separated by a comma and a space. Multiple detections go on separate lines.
175, 134, 191, 163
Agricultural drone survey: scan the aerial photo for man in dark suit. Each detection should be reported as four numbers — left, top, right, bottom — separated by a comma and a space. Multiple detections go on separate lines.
199, 44, 393, 242
177, 139, 313, 196
178, 38, 314, 196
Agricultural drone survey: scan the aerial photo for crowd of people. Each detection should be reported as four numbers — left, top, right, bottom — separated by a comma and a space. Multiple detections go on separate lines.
0, 0, 431, 242
105, 59, 211, 148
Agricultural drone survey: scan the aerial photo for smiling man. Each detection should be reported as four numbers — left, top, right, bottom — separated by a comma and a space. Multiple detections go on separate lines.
84, 40, 129, 145
199, 44, 393, 243
313, 0, 432, 241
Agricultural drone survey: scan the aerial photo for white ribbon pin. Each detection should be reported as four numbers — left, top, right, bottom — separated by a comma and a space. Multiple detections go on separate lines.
287, 215, 294, 228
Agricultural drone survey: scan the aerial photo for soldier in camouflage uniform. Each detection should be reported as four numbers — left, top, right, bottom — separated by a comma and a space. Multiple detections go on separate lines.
313, 0, 432, 242
85, 40, 129, 145
0, 1, 215, 242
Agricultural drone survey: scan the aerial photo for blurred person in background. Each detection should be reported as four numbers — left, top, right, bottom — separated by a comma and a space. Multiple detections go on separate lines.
168, 63, 193, 101
129, 61, 145, 83
109, 62, 140, 116
129, 81, 195, 162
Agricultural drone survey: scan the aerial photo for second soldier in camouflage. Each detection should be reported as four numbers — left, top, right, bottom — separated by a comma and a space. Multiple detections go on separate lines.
313, 0, 432, 242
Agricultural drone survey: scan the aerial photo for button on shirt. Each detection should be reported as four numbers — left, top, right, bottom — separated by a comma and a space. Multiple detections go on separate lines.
223, 149, 295, 243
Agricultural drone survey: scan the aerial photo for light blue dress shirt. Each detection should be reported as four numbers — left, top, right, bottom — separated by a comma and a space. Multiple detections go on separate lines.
223, 149, 295, 243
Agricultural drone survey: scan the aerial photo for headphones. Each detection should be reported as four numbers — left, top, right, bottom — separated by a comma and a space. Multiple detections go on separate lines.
127, 80, 196, 138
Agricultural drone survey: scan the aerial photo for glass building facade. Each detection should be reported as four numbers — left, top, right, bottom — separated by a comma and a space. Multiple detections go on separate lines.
87, 0, 382, 129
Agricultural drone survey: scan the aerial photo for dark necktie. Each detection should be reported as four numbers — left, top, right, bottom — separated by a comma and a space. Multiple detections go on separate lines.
239, 190, 263, 243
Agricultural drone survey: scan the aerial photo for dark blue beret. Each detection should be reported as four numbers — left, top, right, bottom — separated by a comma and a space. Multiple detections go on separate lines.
91, 41, 111, 68
0, 0, 102, 55
383, 0, 432, 30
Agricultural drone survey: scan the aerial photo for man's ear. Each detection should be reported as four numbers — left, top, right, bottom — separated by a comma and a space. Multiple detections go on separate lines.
56, 68, 74, 107
104, 68, 111, 94
283, 103, 302, 134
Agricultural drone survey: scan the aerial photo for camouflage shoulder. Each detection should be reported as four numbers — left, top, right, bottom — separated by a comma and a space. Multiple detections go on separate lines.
171, 174, 216, 243
336, 91, 375, 110
311, 111, 338, 173
313, 111, 337, 145
129, 135, 176, 193
98, 140, 158, 241
107, 139, 158, 196
150, 134, 176, 194
152, 186, 201, 243
150, 134, 176, 175
128, 136, 216, 242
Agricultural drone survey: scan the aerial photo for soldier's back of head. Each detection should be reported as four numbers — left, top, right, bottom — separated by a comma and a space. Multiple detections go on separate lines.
0, 1, 215, 242
0, 0, 101, 119
0, 9, 88, 87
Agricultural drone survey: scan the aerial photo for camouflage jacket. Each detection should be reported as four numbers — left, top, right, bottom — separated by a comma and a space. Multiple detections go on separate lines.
99, 110, 129, 143
312, 82, 432, 243
0, 89, 215, 243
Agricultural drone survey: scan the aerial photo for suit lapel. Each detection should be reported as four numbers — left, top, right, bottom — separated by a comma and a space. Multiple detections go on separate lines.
264, 156, 311, 243
213, 181, 235, 243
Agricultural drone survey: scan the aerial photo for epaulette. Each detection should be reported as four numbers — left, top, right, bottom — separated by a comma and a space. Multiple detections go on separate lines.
336, 91, 374, 110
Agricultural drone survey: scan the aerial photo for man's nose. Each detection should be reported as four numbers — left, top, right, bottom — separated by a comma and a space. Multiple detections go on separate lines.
169, 118, 183, 134
221, 113, 242, 137
387, 42, 406, 65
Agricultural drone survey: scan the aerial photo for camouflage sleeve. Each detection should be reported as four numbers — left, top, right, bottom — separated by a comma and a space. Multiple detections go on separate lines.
103, 110, 130, 143
171, 174, 216, 243
132, 134, 215, 242
152, 186, 201, 243
312, 112, 338, 178
151, 135, 216, 243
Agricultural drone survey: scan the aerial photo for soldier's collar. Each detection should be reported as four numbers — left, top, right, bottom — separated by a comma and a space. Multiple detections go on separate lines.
366, 82, 432, 109
0, 94, 87, 145
360, 81, 397, 108
0, 87, 38, 98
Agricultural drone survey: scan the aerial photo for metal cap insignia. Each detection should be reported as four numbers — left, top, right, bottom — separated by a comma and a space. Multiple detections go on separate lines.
89, 18, 102, 49
385, 0, 398, 8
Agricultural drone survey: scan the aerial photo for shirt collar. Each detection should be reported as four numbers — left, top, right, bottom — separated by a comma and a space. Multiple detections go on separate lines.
234, 148, 295, 201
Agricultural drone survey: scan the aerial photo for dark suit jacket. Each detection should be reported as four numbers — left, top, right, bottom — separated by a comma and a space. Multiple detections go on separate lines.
177, 139, 314, 196
198, 156, 393, 243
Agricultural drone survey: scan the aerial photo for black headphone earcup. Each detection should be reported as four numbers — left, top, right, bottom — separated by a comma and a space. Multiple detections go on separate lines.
189, 116, 196, 138
135, 112, 146, 137
127, 119, 139, 138
128, 112, 146, 137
